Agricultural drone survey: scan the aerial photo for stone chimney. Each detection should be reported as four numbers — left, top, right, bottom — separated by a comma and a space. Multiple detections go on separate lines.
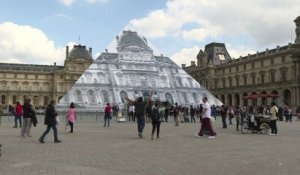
191, 61, 196, 66
89, 47, 92, 55
116, 35, 119, 41
294, 16, 300, 44
182, 64, 186, 68
66, 46, 69, 58
54, 62, 56, 66
276, 46, 280, 52
105, 49, 108, 53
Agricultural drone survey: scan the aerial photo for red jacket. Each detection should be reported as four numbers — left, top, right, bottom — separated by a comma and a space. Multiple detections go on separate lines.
15, 104, 23, 115
105, 106, 112, 113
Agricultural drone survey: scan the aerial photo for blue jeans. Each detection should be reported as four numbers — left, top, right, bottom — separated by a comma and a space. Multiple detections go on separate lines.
14, 115, 22, 127
136, 115, 145, 133
40, 124, 58, 141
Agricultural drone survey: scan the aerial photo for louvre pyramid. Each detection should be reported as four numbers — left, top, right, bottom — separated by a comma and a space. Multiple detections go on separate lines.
57, 30, 222, 111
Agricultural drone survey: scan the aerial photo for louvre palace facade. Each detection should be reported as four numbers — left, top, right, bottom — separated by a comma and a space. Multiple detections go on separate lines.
183, 16, 300, 107
0, 45, 93, 107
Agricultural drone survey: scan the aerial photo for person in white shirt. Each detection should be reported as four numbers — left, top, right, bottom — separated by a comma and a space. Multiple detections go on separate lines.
269, 102, 279, 136
196, 97, 216, 138
128, 105, 135, 122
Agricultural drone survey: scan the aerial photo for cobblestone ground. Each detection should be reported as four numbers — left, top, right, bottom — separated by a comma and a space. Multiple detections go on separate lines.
0, 116, 300, 175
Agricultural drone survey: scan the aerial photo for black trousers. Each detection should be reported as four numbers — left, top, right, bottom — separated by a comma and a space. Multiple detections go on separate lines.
221, 116, 227, 128
152, 121, 161, 137
190, 114, 196, 123
270, 120, 277, 134
69, 121, 74, 132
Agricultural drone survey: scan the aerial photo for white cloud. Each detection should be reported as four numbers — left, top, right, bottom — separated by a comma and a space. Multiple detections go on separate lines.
58, 0, 108, 6
129, 0, 300, 47
58, 0, 75, 6
171, 46, 200, 66
0, 22, 66, 65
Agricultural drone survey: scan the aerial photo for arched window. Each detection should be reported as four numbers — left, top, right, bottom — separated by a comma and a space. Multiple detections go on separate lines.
117, 73, 124, 85
140, 76, 147, 86
101, 90, 109, 103
34, 96, 39, 106
97, 73, 105, 84
75, 90, 83, 103
182, 92, 188, 104
88, 90, 96, 104
192, 93, 199, 103
44, 96, 49, 106
120, 91, 128, 103
58, 96, 63, 103
1, 95, 6, 104
176, 77, 183, 87
188, 78, 193, 88
160, 76, 168, 87
165, 93, 174, 105
13, 95, 17, 104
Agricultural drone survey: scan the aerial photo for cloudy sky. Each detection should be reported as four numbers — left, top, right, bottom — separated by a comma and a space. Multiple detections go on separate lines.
0, 0, 299, 66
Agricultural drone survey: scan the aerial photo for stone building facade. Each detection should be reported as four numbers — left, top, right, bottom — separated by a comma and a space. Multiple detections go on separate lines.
0, 45, 93, 107
183, 16, 300, 107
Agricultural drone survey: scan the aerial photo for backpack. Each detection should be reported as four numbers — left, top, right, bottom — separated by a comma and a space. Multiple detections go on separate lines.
151, 108, 160, 122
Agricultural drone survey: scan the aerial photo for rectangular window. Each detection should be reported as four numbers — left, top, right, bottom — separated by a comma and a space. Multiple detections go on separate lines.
271, 58, 274, 65
243, 76, 247, 86
281, 71, 287, 81
261, 74, 265, 84
214, 80, 218, 89
252, 75, 256, 85
236, 77, 239, 87
271, 72, 275, 82
281, 56, 286, 63
244, 65, 246, 70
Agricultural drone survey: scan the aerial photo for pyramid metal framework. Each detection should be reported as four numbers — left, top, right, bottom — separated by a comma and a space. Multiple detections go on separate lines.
57, 30, 222, 111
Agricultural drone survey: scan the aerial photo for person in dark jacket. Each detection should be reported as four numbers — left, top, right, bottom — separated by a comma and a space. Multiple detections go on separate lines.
125, 92, 153, 138
21, 99, 37, 137
190, 105, 196, 123
39, 101, 61, 143
151, 101, 163, 140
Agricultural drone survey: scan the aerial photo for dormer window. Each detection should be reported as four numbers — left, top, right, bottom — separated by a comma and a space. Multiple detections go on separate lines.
218, 54, 225, 60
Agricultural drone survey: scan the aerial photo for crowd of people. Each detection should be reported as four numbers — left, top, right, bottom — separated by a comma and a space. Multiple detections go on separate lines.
1, 95, 300, 143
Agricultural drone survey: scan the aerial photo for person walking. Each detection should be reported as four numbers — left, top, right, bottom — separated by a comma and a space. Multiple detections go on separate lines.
21, 99, 37, 138
196, 97, 216, 138
190, 105, 196, 123
220, 105, 227, 128
103, 103, 112, 127
125, 92, 152, 138
13, 102, 23, 128
164, 105, 169, 122
67, 102, 76, 133
269, 102, 279, 136
39, 101, 61, 143
235, 106, 241, 131
128, 105, 135, 122
173, 103, 180, 126
151, 101, 162, 140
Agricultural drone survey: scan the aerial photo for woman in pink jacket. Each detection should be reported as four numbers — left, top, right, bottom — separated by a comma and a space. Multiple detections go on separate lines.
67, 102, 76, 133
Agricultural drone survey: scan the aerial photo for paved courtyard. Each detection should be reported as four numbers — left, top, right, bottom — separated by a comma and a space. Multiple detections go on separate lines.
0, 115, 300, 175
